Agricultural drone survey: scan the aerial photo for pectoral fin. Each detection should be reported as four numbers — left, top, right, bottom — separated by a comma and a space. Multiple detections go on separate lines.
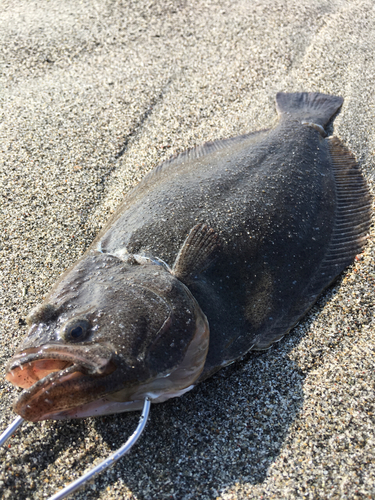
172, 224, 220, 283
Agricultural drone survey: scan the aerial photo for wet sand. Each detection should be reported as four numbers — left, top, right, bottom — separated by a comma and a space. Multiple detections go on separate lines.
0, 1, 374, 498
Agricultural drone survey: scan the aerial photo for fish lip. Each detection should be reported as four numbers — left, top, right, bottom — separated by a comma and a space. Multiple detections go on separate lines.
7, 346, 118, 422
5, 342, 114, 376
12, 364, 86, 422
6, 342, 119, 421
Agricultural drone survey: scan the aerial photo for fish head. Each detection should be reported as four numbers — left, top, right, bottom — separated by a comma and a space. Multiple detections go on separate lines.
5, 251, 209, 421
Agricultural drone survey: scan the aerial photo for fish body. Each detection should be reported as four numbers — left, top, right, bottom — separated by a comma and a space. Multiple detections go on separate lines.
6, 92, 371, 421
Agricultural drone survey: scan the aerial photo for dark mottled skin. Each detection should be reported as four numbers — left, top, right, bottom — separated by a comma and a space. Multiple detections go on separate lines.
98, 122, 336, 378
7, 93, 371, 419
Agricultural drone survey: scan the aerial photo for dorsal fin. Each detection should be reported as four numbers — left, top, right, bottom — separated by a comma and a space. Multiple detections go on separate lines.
172, 224, 220, 283
130, 130, 269, 193
122, 129, 269, 206
308, 136, 372, 281
156, 130, 268, 171
253, 136, 371, 350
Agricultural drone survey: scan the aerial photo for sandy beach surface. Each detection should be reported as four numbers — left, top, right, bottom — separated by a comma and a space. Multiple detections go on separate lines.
0, 1, 374, 498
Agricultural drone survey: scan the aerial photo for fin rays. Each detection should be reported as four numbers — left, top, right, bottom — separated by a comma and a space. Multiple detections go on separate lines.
252, 136, 371, 351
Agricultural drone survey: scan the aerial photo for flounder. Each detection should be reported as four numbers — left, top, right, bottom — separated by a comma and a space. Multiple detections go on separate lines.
5, 92, 371, 422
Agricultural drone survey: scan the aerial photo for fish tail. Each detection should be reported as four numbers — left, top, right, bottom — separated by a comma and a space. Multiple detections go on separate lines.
276, 92, 343, 129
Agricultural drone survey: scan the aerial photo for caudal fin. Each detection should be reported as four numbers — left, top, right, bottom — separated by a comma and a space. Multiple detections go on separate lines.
276, 92, 343, 128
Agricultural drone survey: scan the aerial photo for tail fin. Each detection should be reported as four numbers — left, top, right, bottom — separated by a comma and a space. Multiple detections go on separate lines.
276, 92, 343, 128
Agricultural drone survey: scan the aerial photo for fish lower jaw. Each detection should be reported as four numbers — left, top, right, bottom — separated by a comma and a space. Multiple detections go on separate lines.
44, 384, 196, 420
11, 366, 85, 421
9, 359, 117, 422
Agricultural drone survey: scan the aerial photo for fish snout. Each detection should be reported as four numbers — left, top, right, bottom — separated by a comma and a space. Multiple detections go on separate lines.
6, 343, 119, 422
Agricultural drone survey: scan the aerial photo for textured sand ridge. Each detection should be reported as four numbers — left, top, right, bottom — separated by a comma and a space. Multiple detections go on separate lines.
0, 1, 374, 499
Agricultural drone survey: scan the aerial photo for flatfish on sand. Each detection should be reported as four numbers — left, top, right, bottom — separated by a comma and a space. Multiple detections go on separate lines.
5, 92, 371, 422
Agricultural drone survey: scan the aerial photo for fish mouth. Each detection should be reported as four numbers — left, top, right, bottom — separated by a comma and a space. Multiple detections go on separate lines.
39, 306, 210, 420
5, 344, 117, 422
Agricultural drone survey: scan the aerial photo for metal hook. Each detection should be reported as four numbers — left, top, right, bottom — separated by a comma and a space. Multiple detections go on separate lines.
0, 399, 151, 499
0, 415, 24, 447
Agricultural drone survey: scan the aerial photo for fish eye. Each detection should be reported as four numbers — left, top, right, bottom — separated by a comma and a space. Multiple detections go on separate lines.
70, 326, 84, 338
61, 318, 89, 343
